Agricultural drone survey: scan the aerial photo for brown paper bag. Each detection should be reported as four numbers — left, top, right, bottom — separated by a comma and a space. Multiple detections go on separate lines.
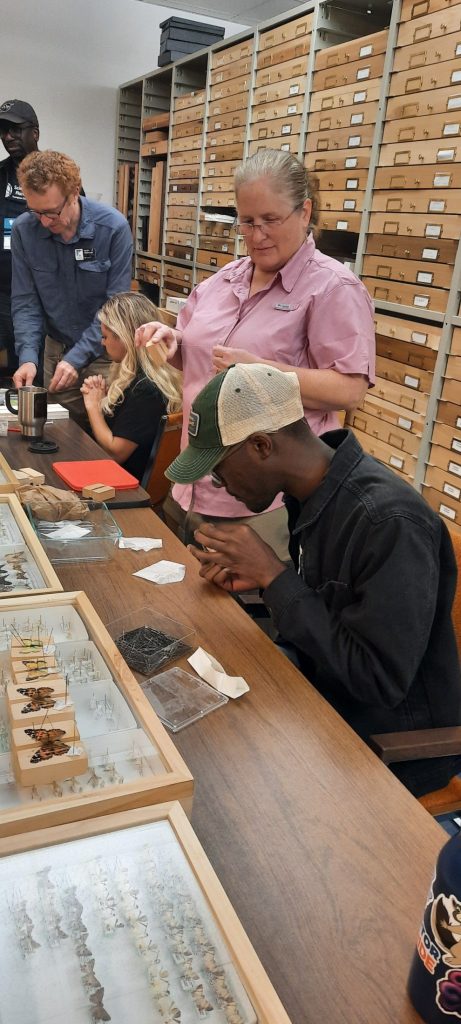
18, 485, 89, 522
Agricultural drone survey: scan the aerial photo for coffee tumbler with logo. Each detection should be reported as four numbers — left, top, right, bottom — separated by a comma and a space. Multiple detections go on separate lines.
5, 386, 48, 438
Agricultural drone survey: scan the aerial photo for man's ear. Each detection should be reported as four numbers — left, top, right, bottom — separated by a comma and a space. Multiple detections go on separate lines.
247, 432, 274, 461
32, 128, 39, 146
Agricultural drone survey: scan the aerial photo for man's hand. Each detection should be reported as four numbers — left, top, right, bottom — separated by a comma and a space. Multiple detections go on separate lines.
189, 522, 287, 592
13, 362, 37, 387
81, 374, 106, 410
48, 360, 79, 392
212, 346, 258, 373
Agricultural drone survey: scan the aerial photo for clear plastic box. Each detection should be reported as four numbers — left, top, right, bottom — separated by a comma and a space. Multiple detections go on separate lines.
141, 667, 228, 732
27, 501, 121, 563
106, 606, 195, 675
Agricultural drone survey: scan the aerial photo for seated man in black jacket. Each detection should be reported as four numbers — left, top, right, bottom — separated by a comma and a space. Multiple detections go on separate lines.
166, 362, 461, 797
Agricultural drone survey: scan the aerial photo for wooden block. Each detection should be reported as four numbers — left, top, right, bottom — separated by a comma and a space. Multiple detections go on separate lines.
9, 693, 73, 726
7, 676, 65, 704
145, 339, 169, 368
11, 668, 65, 688
15, 741, 88, 787
81, 483, 116, 500
14, 468, 45, 486
10, 653, 57, 671
10, 635, 53, 653
12, 719, 79, 752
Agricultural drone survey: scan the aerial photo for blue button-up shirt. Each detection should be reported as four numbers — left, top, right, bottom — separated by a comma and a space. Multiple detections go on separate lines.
11, 197, 133, 369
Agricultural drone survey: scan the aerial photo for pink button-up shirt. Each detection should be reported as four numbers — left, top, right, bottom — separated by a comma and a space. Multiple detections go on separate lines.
173, 235, 375, 517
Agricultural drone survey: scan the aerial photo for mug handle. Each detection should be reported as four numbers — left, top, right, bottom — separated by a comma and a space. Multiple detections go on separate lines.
4, 389, 18, 415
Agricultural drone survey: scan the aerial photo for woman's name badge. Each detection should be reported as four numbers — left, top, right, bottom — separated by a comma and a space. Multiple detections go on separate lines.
274, 302, 297, 311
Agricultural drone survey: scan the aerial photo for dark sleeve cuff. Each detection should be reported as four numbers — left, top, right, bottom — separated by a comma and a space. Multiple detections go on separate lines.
263, 566, 308, 625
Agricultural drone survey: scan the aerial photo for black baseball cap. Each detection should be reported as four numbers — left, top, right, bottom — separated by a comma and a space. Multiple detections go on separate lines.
0, 99, 39, 128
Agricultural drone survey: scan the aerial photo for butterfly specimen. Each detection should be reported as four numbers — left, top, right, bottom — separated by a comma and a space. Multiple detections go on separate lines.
18, 687, 57, 713
89, 987, 111, 1023
25, 728, 70, 764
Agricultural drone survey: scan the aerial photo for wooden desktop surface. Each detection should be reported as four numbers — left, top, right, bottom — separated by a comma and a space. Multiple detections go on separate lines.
58, 506, 443, 1024
2, 419, 150, 507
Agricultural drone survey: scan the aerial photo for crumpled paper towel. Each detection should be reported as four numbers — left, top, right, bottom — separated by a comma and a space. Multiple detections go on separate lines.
188, 647, 249, 699
119, 537, 162, 551
133, 560, 185, 584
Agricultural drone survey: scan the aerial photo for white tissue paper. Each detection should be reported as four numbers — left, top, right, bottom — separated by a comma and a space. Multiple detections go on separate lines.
133, 560, 186, 584
119, 537, 162, 551
188, 647, 249, 699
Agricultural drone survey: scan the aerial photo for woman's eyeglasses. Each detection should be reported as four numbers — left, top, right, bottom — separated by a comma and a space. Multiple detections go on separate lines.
235, 204, 303, 236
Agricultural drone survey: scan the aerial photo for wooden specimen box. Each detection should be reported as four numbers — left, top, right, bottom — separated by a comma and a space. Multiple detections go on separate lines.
0, 802, 293, 1024
0, 493, 62, 599
0, 452, 19, 494
0, 591, 193, 836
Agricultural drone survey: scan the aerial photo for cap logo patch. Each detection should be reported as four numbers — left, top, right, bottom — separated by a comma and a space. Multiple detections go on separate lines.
188, 410, 200, 438
0, 102, 14, 112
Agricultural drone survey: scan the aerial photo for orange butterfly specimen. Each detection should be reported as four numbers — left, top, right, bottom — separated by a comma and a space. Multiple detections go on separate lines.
25, 728, 70, 764
18, 687, 57, 714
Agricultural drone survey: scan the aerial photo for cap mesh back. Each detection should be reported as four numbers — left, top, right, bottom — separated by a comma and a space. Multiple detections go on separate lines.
218, 365, 304, 445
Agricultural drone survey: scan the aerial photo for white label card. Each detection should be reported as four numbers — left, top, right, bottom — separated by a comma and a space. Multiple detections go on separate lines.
449, 461, 461, 477
448, 96, 461, 109
417, 272, 433, 285
456, 43, 461, 56
281, 124, 292, 134
444, 123, 460, 135
336, 220, 348, 230
451, 71, 461, 83
390, 455, 404, 469
422, 248, 438, 260
289, 84, 300, 95
437, 148, 455, 160
434, 174, 450, 186
345, 157, 358, 168
411, 331, 427, 345
452, 439, 461, 453
348, 135, 361, 147
414, 295, 429, 307
398, 416, 412, 430
457, 417, 461, 429
354, 91, 367, 103
346, 178, 359, 189
281, 143, 291, 151
287, 105, 297, 114
359, 44, 373, 57
444, 482, 461, 500
425, 224, 442, 237
343, 200, 356, 210
356, 68, 370, 80
404, 374, 420, 388
350, 113, 364, 125
429, 200, 445, 212
440, 504, 456, 520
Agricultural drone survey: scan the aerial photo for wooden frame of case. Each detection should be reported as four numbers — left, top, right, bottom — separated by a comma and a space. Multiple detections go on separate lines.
0, 492, 62, 597
0, 591, 193, 836
0, 452, 19, 494
0, 800, 292, 1024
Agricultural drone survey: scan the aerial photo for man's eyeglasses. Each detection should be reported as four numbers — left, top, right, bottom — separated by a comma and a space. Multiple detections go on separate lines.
27, 196, 69, 221
235, 204, 303, 236
210, 440, 248, 487
0, 122, 34, 139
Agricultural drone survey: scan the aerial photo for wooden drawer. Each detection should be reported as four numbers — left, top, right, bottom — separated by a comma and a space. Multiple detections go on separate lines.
137, 268, 160, 286
400, 0, 461, 22
208, 94, 251, 117
169, 150, 201, 167
210, 56, 253, 85
308, 101, 379, 133
390, 57, 461, 96
252, 97, 304, 122
206, 127, 246, 149
137, 255, 161, 274
386, 83, 461, 121
163, 279, 191, 297
142, 111, 170, 132
258, 12, 313, 51
422, 484, 461, 526
203, 161, 238, 179
371, 187, 461, 215
393, 35, 461, 75
441, 375, 461, 402
195, 267, 217, 283
450, 326, 461, 354
373, 373, 429, 413
364, 275, 448, 312
172, 105, 205, 127
202, 176, 234, 194
309, 80, 381, 112
321, 191, 365, 214
210, 74, 250, 102
163, 262, 193, 286
255, 56, 309, 88
308, 149, 372, 171
382, 110, 461, 144
256, 36, 310, 70
312, 53, 386, 92
170, 135, 201, 154
437, 398, 461, 427
351, 426, 417, 478
166, 217, 196, 235
144, 128, 169, 143
359, 391, 425, 436
307, 123, 375, 151
171, 120, 203, 141
398, 6, 461, 46
202, 190, 236, 207
374, 162, 461, 188
198, 235, 235, 255
432, 419, 461, 451
166, 193, 198, 209
173, 89, 205, 111
374, 309, 441, 349
211, 38, 254, 68
314, 168, 369, 191
252, 76, 306, 106
376, 352, 434, 391
197, 248, 234, 268
205, 142, 244, 163
379, 139, 461, 165
169, 179, 200, 193
365, 232, 458, 262
362, 253, 452, 289
208, 110, 247, 132
376, 333, 438, 372
199, 216, 235, 235
164, 243, 194, 261
446, 352, 461, 379
315, 29, 388, 70
368, 210, 461, 239
319, 210, 362, 232
349, 408, 421, 455
429, 441, 461, 477
425, 463, 461, 500
249, 113, 302, 140
248, 136, 300, 156
164, 230, 195, 247
141, 140, 168, 157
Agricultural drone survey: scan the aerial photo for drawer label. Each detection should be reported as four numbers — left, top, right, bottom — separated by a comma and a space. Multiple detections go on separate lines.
425, 224, 442, 237
346, 178, 359, 189
422, 248, 439, 260
186, 253, 192, 260
354, 91, 367, 103
414, 294, 429, 307
452, 439, 461, 453
348, 135, 361, 147
429, 200, 445, 213
356, 68, 370, 80
447, 96, 461, 110
451, 71, 461, 84
390, 455, 404, 469
411, 331, 428, 345
443, 122, 460, 136
417, 271, 433, 285
281, 143, 291, 151
281, 124, 292, 134
210, 154, 216, 161
444, 482, 461, 500
345, 157, 358, 168
343, 199, 356, 210
289, 84, 300, 95
439, 503, 456, 520
457, 417, 461, 429
456, 43, 461, 56
449, 461, 461, 477
398, 416, 412, 430
336, 220, 349, 230
287, 105, 298, 114
433, 174, 451, 187
404, 374, 420, 388
437, 149, 455, 161
350, 113, 364, 125
359, 44, 373, 57
214, 122, 221, 129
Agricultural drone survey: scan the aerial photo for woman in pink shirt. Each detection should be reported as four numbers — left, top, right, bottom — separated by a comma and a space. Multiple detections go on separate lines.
136, 149, 375, 551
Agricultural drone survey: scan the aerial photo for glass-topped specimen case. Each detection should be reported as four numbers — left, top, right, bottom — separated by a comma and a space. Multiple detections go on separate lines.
0, 493, 62, 597
0, 451, 19, 494
0, 592, 193, 837
0, 802, 292, 1024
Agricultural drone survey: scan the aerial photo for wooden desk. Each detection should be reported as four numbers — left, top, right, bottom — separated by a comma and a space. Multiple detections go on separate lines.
58, 508, 443, 1024
2, 419, 150, 508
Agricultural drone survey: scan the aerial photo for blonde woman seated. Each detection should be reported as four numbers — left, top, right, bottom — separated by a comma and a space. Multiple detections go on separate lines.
81, 292, 182, 481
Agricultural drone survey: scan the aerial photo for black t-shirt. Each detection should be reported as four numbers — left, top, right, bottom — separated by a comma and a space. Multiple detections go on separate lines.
0, 157, 27, 293
106, 373, 167, 482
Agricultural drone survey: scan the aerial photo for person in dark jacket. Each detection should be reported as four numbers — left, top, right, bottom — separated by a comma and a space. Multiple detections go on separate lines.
0, 99, 39, 371
165, 362, 461, 797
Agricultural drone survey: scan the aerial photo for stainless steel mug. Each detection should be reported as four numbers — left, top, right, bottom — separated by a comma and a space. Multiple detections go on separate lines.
5, 386, 48, 438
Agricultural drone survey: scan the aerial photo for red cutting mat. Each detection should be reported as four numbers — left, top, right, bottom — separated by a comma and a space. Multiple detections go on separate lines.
52, 460, 139, 491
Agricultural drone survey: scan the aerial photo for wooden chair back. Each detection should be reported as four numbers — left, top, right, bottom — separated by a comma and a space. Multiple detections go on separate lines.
449, 526, 461, 658
141, 411, 183, 509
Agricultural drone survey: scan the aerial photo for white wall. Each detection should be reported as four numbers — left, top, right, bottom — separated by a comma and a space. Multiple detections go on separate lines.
0, 0, 248, 203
